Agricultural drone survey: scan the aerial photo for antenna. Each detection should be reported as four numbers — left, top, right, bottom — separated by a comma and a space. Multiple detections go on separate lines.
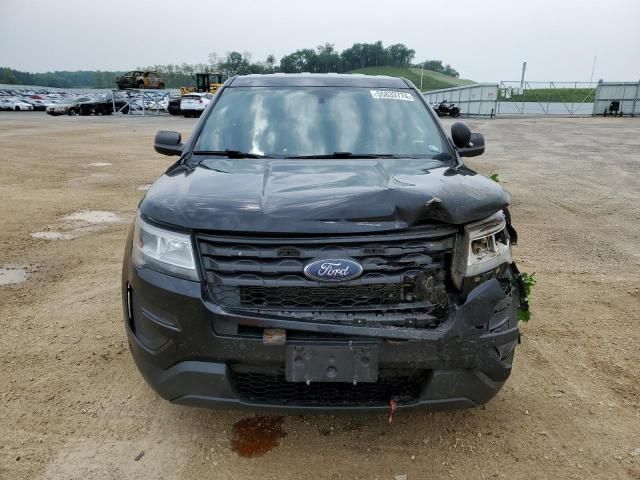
589, 56, 597, 84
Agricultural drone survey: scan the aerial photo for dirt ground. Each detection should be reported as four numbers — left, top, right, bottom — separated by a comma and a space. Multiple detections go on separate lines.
1, 112, 639, 480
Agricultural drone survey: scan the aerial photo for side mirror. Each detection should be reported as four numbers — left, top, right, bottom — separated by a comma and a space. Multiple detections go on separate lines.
154, 130, 183, 156
451, 123, 485, 158
451, 122, 471, 148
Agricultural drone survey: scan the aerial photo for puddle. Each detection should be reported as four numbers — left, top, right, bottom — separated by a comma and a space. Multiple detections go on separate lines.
137, 184, 151, 191
87, 162, 112, 167
231, 416, 286, 458
64, 211, 123, 224
0, 266, 30, 286
31, 231, 74, 240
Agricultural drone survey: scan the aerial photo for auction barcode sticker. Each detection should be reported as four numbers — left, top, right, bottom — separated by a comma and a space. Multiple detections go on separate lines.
370, 90, 414, 101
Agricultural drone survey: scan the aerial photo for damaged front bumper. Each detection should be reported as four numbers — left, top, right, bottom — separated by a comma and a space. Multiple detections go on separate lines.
124, 262, 521, 411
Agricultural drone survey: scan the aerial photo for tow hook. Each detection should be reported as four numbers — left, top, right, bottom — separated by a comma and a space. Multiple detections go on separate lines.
388, 399, 398, 424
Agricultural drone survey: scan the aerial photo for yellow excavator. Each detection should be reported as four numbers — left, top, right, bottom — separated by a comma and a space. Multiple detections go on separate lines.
180, 73, 224, 96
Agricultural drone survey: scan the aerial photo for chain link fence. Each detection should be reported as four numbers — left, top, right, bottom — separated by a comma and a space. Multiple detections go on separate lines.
497, 81, 596, 116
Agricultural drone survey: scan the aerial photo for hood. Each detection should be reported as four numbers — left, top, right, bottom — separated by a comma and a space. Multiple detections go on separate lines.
140, 158, 510, 234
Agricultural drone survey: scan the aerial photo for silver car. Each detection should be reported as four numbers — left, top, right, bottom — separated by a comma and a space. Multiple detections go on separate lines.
45, 97, 91, 116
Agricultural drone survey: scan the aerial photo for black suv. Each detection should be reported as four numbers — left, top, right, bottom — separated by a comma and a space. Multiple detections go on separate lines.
122, 74, 526, 411
78, 93, 130, 115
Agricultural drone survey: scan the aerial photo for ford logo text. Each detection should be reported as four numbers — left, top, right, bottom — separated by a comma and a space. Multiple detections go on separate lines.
303, 259, 363, 282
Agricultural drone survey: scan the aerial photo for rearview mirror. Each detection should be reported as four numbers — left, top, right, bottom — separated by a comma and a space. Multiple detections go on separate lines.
154, 130, 183, 156
451, 122, 485, 158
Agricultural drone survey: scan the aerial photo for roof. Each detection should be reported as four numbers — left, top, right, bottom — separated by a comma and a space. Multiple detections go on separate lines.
229, 73, 411, 88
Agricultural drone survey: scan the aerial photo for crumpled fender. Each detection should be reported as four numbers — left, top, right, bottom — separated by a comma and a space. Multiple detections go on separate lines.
445, 278, 507, 339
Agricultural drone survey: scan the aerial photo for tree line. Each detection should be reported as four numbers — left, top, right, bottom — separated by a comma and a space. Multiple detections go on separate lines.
211, 42, 459, 77
0, 41, 459, 89
0, 67, 117, 88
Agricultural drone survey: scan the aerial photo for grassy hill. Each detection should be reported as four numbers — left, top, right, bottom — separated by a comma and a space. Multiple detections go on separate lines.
349, 66, 474, 91
408, 68, 474, 87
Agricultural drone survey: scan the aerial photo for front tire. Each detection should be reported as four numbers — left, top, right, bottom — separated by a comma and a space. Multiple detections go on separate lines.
68, 109, 77, 116
15, 106, 21, 111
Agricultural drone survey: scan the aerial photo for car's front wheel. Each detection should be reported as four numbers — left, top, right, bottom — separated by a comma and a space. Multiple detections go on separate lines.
68, 109, 77, 116
14, 106, 21, 111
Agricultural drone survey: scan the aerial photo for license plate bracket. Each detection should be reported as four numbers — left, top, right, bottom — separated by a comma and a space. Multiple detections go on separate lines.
285, 344, 378, 383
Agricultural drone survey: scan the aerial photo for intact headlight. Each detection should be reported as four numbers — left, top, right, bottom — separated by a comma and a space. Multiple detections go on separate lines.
452, 211, 512, 290
132, 214, 198, 281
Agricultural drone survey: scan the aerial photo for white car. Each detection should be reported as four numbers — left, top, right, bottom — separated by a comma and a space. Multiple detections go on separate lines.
0, 97, 35, 111
180, 93, 213, 118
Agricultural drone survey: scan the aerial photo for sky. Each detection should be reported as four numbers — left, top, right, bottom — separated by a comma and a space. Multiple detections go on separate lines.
0, 0, 638, 82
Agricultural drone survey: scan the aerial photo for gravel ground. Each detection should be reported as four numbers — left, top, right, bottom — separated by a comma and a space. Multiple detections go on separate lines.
1, 112, 639, 479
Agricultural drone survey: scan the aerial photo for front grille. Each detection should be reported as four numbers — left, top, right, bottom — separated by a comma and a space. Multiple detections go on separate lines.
196, 228, 455, 326
232, 371, 427, 406
240, 284, 405, 308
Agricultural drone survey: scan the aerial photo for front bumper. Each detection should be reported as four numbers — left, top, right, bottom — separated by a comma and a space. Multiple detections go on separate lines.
123, 251, 520, 411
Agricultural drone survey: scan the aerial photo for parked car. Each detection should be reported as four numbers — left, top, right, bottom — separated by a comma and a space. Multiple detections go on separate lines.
168, 94, 182, 116
116, 70, 165, 90
0, 97, 35, 111
46, 96, 92, 116
180, 92, 213, 117
19, 98, 50, 111
123, 73, 526, 412
78, 93, 130, 115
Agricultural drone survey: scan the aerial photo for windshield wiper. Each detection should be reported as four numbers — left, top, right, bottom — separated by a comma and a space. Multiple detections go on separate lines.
287, 152, 402, 159
192, 149, 271, 159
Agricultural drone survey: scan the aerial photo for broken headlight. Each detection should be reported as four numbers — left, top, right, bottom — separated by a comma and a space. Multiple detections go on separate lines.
452, 211, 512, 290
132, 214, 198, 281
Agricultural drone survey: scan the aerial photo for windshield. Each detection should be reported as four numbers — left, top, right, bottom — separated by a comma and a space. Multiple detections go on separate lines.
194, 86, 451, 161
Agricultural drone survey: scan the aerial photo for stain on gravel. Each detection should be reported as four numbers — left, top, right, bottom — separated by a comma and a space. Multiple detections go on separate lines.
31, 231, 74, 240
231, 416, 287, 458
0, 265, 30, 285
64, 210, 123, 224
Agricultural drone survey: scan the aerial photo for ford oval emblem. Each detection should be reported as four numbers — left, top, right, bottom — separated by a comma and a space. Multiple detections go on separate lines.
303, 258, 363, 282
